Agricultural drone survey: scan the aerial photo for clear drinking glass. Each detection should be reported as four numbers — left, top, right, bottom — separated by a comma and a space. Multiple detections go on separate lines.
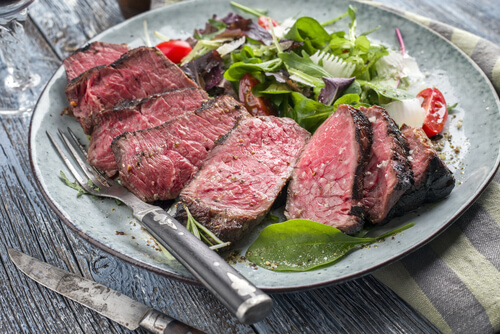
0, 0, 39, 115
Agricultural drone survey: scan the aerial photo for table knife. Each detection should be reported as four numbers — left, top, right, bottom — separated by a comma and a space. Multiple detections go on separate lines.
8, 248, 205, 334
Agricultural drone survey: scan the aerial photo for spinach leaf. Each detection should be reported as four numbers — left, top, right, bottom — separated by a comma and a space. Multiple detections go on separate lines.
246, 219, 414, 271
283, 92, 335, 132
285, 17, 331, 49
333, 93, 361, 109
224, 58, 282, 81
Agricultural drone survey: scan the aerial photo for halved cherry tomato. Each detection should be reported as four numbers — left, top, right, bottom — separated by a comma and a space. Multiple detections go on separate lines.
239, 73, 276, 116
156, 40, 192, 64
418, 88, 448, 137
258, 16, 279, 30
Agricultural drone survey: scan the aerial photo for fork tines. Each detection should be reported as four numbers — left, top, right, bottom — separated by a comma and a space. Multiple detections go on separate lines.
47, 128, 107, 195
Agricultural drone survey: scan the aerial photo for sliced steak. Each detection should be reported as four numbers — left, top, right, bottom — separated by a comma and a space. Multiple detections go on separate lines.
111, 95, 248, 202
87, 88, 209, 177
63, 41, 129, 82
284, 105, 372, 234
360, 106, 413, 224
65, 46, 198, 134
177, 116, 310, 243
392, 124, 455, 215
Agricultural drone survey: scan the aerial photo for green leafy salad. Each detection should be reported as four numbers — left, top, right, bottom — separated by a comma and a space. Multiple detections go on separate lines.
159, 2, 438, 136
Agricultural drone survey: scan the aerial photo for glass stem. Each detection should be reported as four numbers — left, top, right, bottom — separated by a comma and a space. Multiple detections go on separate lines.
0, 8, 32, 89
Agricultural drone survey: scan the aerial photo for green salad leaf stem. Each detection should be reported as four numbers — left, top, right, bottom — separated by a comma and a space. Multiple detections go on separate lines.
59, 171, 88, 197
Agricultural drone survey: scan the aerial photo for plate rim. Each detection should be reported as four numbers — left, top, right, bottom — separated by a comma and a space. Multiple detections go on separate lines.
28, 0, 500, 292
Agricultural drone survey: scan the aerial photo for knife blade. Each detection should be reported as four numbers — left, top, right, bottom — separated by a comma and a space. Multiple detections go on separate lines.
8, 248, 205, 334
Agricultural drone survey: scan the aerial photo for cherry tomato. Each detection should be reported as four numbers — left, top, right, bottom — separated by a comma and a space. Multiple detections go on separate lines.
258, 16, 279, 30
418, 88, 448, 137
156, 40, 192, 64
239, 73, 276, 117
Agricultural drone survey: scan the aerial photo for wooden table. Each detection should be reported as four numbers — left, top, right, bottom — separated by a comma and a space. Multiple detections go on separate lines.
1, 1, 498, 333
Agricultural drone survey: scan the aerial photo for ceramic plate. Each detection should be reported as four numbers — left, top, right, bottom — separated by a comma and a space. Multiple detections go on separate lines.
29, 0, 500, 291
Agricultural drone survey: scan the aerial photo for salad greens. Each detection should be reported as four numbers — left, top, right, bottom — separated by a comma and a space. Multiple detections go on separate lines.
181, 2, 421, 132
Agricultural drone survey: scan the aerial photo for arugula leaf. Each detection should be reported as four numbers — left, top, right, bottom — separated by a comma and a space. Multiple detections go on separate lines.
279, 51, 331, 78
246, 219, 414, 271
358, 79, 415, 101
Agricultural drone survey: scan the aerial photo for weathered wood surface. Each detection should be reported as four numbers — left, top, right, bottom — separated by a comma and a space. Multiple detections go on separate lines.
0, 0, 498, 333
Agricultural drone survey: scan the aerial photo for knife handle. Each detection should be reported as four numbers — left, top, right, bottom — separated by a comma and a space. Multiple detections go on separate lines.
140, 309, 205, 334
135, 207, 273, 324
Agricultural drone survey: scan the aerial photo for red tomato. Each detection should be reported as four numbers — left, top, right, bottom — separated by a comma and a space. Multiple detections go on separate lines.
239, 73, 276, 117
418, 88, 448, 137
156, 40, 192, 64
258, 16, 279, 30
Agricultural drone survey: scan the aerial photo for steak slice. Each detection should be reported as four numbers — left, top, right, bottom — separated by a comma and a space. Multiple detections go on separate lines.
111, 95, 248, 202
65, 46, 198, 134
63, 42, 129, 82
360, 106, 413, 224
284, 105, 373, 234
392, 124, 455, 215
87, 88, 209, 177
177, 116, 310, 243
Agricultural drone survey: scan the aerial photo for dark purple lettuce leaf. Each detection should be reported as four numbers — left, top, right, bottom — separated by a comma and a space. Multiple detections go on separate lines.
215, 13, 272, 45
219, 12, 242, 25
181, 50, 225, 91
194, 14, 221, 36
318, 77, 356, 105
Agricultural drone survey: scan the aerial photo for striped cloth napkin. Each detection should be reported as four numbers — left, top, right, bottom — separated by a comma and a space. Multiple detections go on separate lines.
364, 2, 500, 334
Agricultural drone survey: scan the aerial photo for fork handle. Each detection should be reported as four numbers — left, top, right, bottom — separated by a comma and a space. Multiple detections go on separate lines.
135, 207, 273, 324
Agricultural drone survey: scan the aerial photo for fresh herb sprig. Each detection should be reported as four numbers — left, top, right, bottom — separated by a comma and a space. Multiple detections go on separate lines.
183, 204, 231, 250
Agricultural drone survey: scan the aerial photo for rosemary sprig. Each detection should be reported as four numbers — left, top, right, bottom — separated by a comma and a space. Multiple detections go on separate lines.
183, 204, 231, 250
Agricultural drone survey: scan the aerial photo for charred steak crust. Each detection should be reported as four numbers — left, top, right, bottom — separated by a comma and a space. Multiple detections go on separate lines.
284, 105, 373, 234
352, 107, 374, 201
111, 95, 249, 202
360, 106, 413, 224
392, 125, 455, 216
65, 46, 198, 134
87, 87, 209, 177
176, 116, 311, 243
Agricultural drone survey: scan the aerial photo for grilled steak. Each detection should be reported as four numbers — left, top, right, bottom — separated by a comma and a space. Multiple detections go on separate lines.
87, 88, 209, 177
65, 46, 198, 134
111, 95, 248, 202
63, 41, 129, 82
177, 116, 310, 243
360, 106, 413, 224
284, 105, 372, 234
391, 124, 455, 215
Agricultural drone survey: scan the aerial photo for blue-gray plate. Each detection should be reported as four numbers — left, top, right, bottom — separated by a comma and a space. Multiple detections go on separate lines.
29, 0, 500, 291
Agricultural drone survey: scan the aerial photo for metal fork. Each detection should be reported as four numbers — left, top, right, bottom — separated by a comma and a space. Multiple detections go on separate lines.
47, 128, 273, 325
